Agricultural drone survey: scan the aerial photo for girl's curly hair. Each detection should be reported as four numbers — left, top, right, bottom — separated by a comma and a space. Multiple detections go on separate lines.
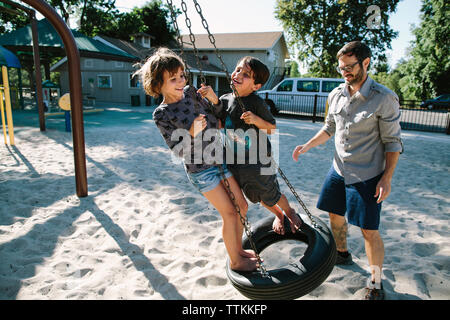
134, 47, 186, 97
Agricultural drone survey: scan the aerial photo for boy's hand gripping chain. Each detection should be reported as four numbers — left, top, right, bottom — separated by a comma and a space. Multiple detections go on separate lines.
193, 1, 319, 229
166, 0, 269, 278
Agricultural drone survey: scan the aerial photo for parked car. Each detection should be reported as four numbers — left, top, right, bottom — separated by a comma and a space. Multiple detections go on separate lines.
420, 94, 450, 110
258, 77, 344, 115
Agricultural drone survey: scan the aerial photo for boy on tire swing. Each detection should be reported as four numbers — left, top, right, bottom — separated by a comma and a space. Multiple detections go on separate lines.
219, 56, 303, 235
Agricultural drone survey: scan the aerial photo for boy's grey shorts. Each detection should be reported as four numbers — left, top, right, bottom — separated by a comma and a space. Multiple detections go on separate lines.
228, 164, 281, 207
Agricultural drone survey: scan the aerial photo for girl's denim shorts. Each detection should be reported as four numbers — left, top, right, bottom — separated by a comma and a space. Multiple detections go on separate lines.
186, 164, 232, 194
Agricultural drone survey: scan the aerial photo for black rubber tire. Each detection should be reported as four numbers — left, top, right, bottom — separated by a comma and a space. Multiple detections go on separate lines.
226, 215, 336, 300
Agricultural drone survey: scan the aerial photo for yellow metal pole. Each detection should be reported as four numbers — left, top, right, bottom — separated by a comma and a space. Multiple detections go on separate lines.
325, 98, 329, 119
1, 66, 14, 145
0, 89, 7, 144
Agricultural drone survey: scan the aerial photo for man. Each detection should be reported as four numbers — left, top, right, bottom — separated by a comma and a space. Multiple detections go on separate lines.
292, 41, 403, 300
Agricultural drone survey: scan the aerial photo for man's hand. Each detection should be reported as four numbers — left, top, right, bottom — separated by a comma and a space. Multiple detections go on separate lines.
292, 144, 310, 162
374, 177, 391, 203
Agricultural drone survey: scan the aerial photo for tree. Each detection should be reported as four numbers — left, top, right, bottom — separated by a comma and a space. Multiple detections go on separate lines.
275, 0, 400, 77
399, 0, 449, 100
76, 0, 118, 35
0, 1, 111, 34
287, 60, 302, 77
48, 0, 81, 24
76, 0, 121, 37
79, 0, 177, 46
0, 3, 34, 34
130, 1, 178, 46
370, 59, 408, 101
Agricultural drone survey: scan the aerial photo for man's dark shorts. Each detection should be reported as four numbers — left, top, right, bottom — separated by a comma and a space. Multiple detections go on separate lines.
228, 163, 281, 207
317, 166, 383, 230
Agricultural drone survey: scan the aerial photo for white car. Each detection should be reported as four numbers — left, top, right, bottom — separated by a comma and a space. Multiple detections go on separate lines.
258, 77, 344, 116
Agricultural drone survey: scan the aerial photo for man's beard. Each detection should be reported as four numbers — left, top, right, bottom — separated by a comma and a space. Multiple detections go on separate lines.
346, 65, 365, 85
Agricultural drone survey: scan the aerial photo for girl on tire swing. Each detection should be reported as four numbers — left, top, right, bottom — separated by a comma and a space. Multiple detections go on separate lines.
135, 47, 259, 271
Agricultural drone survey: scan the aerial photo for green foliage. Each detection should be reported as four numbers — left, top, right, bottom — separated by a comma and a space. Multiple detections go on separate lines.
370, 60, 408, 100
275, 0, 400, 77
399, 0, 449, 100
0, 5, 31, 34
131, 1, 178, 46
338, 0, 449, 102
287, 60, 302, 77
76, 0, 119, 36
78, 0, 176, 46
48, 0, 83, 23
0, 0, 176, 47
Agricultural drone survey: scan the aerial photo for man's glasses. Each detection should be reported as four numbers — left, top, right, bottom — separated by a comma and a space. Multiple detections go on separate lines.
336, 61, 359, 73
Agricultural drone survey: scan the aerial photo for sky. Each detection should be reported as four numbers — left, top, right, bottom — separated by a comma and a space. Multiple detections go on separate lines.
114, 0, 423, 69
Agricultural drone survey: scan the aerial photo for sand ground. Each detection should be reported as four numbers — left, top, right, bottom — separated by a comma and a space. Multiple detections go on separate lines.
0, 105, 449, 300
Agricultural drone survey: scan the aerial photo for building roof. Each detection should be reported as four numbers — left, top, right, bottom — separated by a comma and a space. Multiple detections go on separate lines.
97, 36, 226, 75
95, 35, 152, 60
0, 18, 138, 61
181, 53, 225, 75
180, 31, 289, 57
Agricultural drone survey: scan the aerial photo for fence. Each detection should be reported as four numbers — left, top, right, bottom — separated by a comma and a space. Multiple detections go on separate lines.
260, 93, 449, 134
398, 100, 449, 134
260, 92, 327, 123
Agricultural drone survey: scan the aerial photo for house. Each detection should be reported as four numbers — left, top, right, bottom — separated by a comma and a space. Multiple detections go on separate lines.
52, 34, 228, 106
94, 35, 230, 98
179, 31, 290, 90
0, 18, 143, 107
50, 37, 145, 106
51, 31, 289, 106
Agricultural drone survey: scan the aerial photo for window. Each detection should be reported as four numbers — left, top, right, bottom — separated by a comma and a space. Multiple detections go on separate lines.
84, 59, 94, 68
129, 73, 139, 88
296, 80, 319, 92
322, 80, 343, 93
276, 80, 293, 92
97, 74, 112, 88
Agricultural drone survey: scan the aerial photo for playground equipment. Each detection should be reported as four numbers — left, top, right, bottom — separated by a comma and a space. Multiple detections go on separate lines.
58, 92, 71, 132
45, 93, 104, 132
42, 80, 60, 111
0, 69, 14, 145
0, 45, 20, 145
8, 0, 88, 197
45, 93, 105, 132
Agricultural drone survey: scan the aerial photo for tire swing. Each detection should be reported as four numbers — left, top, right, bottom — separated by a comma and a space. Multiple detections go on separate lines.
166, 0, 336, 300
226, 214, 336, 300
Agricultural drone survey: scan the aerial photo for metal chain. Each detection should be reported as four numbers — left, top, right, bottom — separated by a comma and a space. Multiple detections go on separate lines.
191, 0, 248, 115
217, 161, 268, 278
276, 163, 318, 227
166, 0, 189, 78
180, 0, 207, 85
166, 0, 268, 277
168, 0, 319, 279
193, 0, 319, 228
188, 0, 268, 277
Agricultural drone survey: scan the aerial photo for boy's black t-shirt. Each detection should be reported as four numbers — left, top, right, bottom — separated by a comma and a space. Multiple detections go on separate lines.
219, 92, 276, 165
